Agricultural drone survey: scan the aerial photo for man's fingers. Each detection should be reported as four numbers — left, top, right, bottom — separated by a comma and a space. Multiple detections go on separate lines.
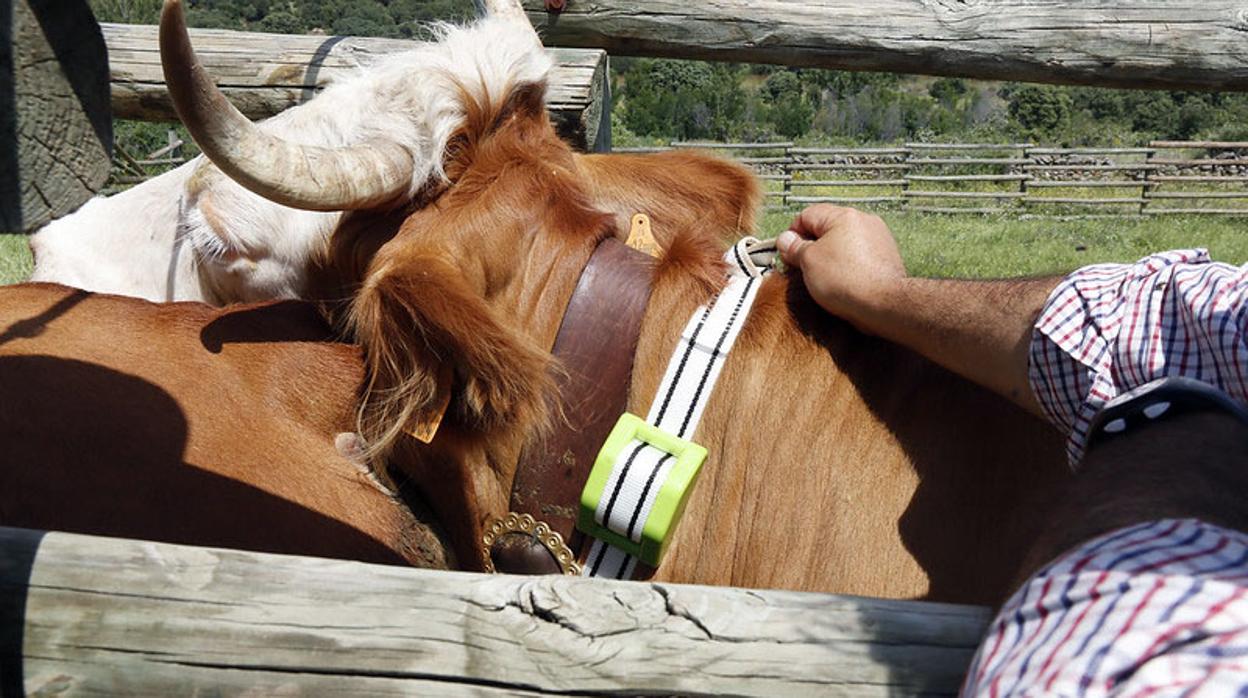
791, 204, 853, 239
776, 229, 810, 268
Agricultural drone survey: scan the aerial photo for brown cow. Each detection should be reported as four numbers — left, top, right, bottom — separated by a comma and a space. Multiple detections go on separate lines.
331, 80, 1071, 603
0, 283, 452, 568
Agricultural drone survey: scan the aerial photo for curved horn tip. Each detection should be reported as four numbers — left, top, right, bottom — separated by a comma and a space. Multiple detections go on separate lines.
161, 0, 184, 23
483, 0, 528, 20
159, 0, 193, 63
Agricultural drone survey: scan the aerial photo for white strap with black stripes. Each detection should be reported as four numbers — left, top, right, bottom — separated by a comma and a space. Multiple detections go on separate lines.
583, 237, 776, 579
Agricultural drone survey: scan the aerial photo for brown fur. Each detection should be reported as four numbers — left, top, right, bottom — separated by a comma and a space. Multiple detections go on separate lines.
0, 86, 768, 581
337, 81, 1072, 603
0, 283, 453, 569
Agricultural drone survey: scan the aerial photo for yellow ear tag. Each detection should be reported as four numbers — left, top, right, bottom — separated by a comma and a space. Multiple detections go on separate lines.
626, 213, 662, 259
406, 363, 453, 444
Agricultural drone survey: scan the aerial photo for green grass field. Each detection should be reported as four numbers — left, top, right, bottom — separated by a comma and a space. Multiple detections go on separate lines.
0, 235, 32, 285
3, 212, 1246, 287
759, 211, 1248, 278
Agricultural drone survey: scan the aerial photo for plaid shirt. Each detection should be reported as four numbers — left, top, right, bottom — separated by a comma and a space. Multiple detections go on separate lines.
1028, 249, 1248, 465
965, 251, 1248, 696
964, 519, 1248, 697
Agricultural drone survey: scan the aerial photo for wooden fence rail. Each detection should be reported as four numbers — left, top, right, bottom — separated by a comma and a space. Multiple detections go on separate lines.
102, 22, 611, 153
521, 0, 1248, 92
619, 140, 1248, 217
113, 138, 1248, 217
0, 526, 991, 696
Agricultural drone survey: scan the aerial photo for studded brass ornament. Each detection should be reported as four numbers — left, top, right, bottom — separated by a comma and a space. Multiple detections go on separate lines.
482, 512, 581, 576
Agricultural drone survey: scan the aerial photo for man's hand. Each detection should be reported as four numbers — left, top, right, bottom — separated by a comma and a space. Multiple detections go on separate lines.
774, 205, 1057, 418
776, 205, 906, 333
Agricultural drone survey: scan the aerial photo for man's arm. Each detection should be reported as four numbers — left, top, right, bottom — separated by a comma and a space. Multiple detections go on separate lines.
776, 205, 1057, 417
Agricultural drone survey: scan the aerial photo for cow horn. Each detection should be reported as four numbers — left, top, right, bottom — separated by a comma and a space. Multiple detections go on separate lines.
481, 0, 540, 41
159, 0, 414, 211
481, 0, 529, 23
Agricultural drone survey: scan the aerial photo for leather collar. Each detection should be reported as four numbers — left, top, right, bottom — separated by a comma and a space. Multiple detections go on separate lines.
488, 237, 655, 574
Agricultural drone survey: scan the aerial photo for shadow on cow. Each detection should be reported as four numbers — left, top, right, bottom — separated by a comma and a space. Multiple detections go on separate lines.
0, 288, 452, 569
788, 285, 1068, 605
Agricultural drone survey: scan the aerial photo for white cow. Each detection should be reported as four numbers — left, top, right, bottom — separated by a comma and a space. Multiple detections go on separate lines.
29, 12, 550, 304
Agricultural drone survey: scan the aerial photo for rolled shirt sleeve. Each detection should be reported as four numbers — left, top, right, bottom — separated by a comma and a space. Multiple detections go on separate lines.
1028, 249, 1248, 465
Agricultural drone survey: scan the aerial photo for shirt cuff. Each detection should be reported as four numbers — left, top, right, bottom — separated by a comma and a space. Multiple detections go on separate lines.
1027, 249, 1212, 465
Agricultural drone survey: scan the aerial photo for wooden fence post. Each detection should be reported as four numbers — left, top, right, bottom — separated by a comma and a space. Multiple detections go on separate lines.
1020, 145, 1033, 215
782, 143, 793, 209
1141, 147, 1156, 216
3, 0, 112, 232
901, 146, 913, 213
900, 146, 912, 213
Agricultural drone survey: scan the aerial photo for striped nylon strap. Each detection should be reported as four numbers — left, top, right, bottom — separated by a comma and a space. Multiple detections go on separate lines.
582, 236, 777, 579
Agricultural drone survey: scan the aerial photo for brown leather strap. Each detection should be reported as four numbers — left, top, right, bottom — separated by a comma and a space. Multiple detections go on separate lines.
489, 238, 654, 574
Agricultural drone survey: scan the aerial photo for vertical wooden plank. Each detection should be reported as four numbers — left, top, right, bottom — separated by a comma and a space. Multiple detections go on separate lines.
1142, 148, 1156, 216
782, 143, 793, 208
2, 0, 111, 232
901, 146, 913, 212
1020, 145, 1033, 214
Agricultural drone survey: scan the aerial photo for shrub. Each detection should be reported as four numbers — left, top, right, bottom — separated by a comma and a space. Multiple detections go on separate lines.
1005, 84, 1072, 137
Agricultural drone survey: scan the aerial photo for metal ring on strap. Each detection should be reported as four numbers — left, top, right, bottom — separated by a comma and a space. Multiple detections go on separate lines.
482, 512, 582, 576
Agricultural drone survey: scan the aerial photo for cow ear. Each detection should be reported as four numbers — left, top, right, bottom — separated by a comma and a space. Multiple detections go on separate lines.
349, 253, 555, 463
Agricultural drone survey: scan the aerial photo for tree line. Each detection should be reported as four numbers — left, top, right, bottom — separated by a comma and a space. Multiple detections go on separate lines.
615, 58, 1248, 147
90, 0, 472, 37
90, 0, 1248, 148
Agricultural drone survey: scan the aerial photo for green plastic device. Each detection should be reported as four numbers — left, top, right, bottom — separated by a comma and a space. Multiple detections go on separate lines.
577, 413, 708, 567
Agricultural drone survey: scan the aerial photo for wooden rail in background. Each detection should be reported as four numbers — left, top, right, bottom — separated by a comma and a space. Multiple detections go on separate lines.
0, 527, 991, 696
101, 23, 611, 153
616, 141, 1248, 217
113, 134, 1248, 217
523, 0, 1248, 91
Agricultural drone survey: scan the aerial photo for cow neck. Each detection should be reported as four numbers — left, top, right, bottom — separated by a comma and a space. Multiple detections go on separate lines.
487, 237, 656, 576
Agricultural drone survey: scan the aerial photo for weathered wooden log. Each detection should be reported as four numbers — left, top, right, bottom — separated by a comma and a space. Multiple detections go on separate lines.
1027, 180, 1155, 188
2, 0, 111, 233
1027, 197, 1149, 205
523, 0, 1248, 91
910, 158, 1030, 166
914, 207, 1007, 215
908, 174, 1032, 182
102, 22, 611, 152
789, 196, 906, 204
904, 191, 1027, 199
1148, 208, 1248, 215
906, 143, 1035, 151
0, 526, 993, 696
798, 179, 909, 187
1152, 141, 1248, 149
1028, 148, 1158, 156
1150, 191, 1248, 199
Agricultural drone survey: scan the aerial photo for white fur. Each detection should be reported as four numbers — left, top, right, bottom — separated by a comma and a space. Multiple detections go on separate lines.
29, 18, 552, 303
